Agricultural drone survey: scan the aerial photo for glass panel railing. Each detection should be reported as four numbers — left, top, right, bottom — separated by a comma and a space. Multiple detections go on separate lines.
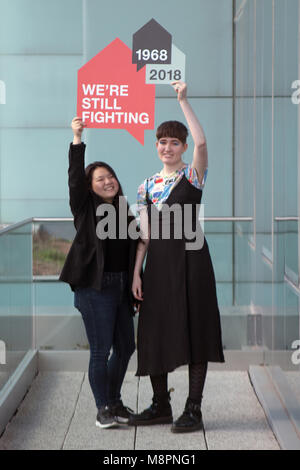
6, 216, 298, 371
33, 219, 75, 278
32, 219, 83, 351
264, 218, 300, 370
31, 218, 255, 354
0, 221, 33, 392
283, 220, 298, 286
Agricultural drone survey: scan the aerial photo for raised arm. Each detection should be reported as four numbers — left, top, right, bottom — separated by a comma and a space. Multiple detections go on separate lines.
171, 81, 208, 184
68, 117, 89, 216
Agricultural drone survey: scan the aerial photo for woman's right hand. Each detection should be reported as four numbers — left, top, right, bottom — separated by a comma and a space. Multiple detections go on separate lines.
132, 273, 143, 302
72, 116, 85, 144
171, 81, 187, 102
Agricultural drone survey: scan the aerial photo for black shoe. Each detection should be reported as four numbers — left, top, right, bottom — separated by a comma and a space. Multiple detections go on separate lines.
171, 397, 203, 433
129, 389, 174, 426
96, 405, 118, 429
110, 400, 134, 425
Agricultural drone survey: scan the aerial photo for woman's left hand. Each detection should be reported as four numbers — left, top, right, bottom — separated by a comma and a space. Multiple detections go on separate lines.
132, 273, 143, 301
171, 81, 187, 101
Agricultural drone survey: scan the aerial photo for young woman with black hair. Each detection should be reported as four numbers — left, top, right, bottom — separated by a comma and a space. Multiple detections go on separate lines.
60, 117, 138, 429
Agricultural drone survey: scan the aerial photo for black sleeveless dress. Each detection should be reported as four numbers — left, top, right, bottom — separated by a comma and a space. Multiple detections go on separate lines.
136, 174, 225, 376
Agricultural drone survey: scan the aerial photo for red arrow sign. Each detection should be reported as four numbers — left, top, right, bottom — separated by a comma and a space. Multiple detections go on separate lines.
77, 38, 155, 145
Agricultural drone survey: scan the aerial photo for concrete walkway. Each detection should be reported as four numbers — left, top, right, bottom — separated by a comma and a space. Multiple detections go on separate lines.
0, 369, 280, 450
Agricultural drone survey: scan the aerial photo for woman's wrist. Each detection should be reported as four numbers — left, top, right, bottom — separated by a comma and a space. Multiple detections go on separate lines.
178, 96, 188, 106
133, 269, 141, 278
73, 135, 82, 145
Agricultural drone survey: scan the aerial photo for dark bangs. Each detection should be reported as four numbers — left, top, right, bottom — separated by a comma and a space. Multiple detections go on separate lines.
156, 120, 188, 144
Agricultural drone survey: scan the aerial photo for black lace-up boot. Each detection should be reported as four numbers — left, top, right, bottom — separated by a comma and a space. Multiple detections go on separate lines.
129, 389, 173, 426
171, 397, 203, 433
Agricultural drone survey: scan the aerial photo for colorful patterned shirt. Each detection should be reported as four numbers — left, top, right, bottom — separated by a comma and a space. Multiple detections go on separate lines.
137, 164, 208, 214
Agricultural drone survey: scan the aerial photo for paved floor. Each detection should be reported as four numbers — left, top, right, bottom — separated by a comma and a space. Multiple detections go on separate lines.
0, 369, 280, 450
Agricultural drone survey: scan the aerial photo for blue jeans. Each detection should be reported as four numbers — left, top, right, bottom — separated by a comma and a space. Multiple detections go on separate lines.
74, 271, 135, 409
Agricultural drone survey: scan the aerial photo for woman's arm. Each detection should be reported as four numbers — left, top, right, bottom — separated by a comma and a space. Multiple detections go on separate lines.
132, 239, 149, 301
68, 117, 89, 216
72, 116, 83, 145
171, 81, 208, 184
132, 207, 150, 301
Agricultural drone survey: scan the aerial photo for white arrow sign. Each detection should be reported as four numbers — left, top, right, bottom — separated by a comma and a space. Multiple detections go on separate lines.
145, 44, 185, 85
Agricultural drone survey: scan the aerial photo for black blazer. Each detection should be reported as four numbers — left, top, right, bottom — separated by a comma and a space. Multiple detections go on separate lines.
59, 142, 139, 314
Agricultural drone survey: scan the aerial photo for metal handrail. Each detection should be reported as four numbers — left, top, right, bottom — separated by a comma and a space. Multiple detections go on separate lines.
200, 217, 253, 221
34, 217, 254, 222
274, 217, 299, 221
0, 215, 254, 237
0, 217, 75, 236
0, 218, 33, 236
33, 218, 73, 222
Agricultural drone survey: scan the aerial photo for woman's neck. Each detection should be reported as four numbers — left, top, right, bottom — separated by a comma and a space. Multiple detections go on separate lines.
161, 161, 185, 176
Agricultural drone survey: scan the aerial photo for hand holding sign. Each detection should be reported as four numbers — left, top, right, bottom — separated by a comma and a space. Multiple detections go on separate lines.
72, 117, 85, 137
71, 116, 86, 145
171, 81, 187, 101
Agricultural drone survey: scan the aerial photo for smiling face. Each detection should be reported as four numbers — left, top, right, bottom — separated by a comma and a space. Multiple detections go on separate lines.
91, 166, 119, 203
156, 137, 188, 167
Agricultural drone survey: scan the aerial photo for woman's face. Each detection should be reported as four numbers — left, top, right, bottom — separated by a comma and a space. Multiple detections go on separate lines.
156, 137, 187, 166
91, 167, 119, 203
